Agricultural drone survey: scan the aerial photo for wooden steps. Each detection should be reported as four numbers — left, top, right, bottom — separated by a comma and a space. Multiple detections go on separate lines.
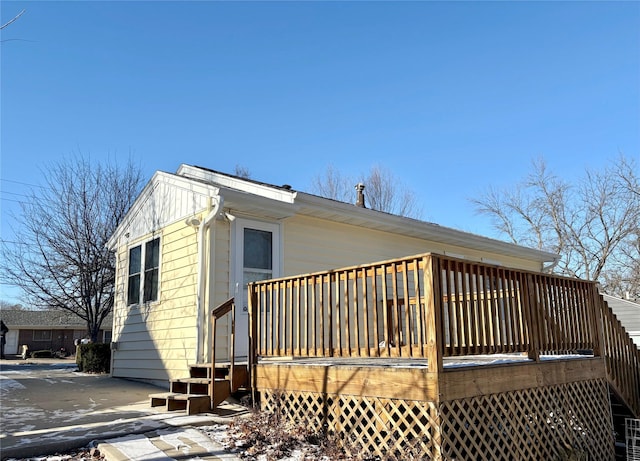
149, 392, 211, 415
610, 386, 635, 461
149, 362, 248, 415
171, 377, 209, 395
212, 378, 231, 409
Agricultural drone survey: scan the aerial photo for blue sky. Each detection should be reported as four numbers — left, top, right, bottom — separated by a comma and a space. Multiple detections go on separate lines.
1, 1, 639, 303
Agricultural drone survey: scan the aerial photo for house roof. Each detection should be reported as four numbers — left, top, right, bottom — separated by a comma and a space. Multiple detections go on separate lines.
602, 294, 640, 338
0, 309, 112, 330
109, 164, 560, 265
179, 164, 559, 265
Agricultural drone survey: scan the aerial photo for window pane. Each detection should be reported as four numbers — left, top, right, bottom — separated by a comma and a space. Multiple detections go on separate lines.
243, 270, 272, 286
128, 274, 140, 305
129, 246, 141, 275
128, 245, 142, 305
143, 268, 159, 302
145, 238, 159, 270
244, 229, 272, 270
33, 330, 52, 341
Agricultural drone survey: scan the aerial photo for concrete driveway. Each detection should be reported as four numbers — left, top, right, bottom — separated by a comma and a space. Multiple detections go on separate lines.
0, 358, 178, 459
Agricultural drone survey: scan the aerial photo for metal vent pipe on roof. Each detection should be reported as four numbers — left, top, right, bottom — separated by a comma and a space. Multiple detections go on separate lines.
355, 183, 366, 208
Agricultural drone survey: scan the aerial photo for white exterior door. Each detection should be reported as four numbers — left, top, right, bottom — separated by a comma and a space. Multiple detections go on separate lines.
5, 330, 18, 355
233, 219, 280, 358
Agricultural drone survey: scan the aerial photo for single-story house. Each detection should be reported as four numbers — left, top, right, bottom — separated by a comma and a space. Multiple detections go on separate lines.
106, 164, 561, 385
0, 309, 112, 356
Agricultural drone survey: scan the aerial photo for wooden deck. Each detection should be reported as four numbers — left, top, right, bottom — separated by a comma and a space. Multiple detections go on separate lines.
255, 354, 604, 401
255, 355, 612, 460
247, 252, 639, 460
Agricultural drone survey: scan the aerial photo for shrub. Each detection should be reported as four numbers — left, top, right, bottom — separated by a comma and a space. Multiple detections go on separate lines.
76, 343, 110, 373
31, 350, 53, 358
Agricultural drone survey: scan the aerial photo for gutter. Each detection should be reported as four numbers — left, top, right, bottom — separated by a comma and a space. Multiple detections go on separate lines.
195, 195, 223, 363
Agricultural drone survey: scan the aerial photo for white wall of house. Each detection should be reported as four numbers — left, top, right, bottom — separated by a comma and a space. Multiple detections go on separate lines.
281, 214, 541, 276
112, 218, 201, 384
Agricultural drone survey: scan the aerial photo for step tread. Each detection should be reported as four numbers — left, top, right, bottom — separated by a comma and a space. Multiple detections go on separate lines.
189, 362, 248, 368
169, 378, 230, 384
149, 392, 209, 401
172, 378, 210, 384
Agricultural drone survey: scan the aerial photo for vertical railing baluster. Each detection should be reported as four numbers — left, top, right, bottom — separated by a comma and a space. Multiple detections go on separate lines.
296, 278, 302, 357
413, 259, 424, 357
461, 262, 471, 355
344, 270, 350, 356
381, 263, 390, 356
479, 266, 487, 353
311, 275, 317, 356
401, 260, 411, 356
372, 266, 380, 357
391, 262, 400, 356
362, 267, 370, 357
353, 269, 361, 356
320, 274, 326, 356
523, 273, 540, 361
334, 272, 341, 357
453, 261, 464, 355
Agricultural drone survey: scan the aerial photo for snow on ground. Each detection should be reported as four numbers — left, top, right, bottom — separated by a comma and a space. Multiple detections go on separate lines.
0, 375, 26, 394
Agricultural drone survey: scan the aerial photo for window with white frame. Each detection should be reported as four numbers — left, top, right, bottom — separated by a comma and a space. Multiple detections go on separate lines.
127, 237, 160, 305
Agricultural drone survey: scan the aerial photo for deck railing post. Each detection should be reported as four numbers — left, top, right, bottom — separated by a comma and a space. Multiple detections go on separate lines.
248, 284, 258, 407
423, 254, 443, 374
210, 297, 235, 410
229, 299, 235, 395
589, 283, 603, 358
210, 314, 217, 409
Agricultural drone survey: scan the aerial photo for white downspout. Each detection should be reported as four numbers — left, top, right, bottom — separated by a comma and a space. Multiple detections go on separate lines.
195, 196, 223, 363
542, 255, 561, 273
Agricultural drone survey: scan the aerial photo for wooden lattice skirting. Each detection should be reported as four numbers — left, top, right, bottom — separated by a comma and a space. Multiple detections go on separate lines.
260, 378, 614, 460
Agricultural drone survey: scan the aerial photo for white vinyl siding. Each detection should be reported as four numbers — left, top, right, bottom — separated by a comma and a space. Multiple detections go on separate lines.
282, 215, 540, 277
112, 220, 201, 384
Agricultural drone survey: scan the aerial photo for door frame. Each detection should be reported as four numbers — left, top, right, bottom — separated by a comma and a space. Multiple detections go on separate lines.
230, 217, 282, 357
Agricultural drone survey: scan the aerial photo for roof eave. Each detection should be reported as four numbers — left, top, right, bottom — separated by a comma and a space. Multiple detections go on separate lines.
295, 192, 559, 263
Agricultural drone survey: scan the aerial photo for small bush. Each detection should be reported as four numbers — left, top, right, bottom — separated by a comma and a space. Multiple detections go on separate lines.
76, 343, 110, 373
31, 350, 53, 358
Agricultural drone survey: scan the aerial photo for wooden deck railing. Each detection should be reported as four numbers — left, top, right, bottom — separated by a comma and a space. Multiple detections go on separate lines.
249, 254, 440, 363
248, 252, 639, 415
211, 298, 235, 403
598, 293, 640, 416
439, 258, 601, 359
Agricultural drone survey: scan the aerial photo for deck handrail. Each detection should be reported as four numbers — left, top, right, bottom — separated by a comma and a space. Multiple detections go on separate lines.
211, 297, 235, 405
598, 293, 640, 416
247, 252, 639, 415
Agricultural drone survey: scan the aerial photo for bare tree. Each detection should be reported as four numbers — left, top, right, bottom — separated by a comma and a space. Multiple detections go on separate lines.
234, 164, 252, 179
310, 165, 353, 203
311, 164, 423, 219
0, 156, 144, 341
0, 300, 25, 310
472, 155, 640, 298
